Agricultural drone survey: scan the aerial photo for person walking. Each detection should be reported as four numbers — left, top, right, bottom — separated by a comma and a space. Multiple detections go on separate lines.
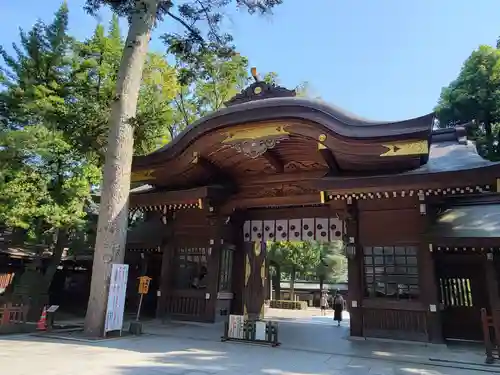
320, 290, 329, 316
333, 290, 344, 326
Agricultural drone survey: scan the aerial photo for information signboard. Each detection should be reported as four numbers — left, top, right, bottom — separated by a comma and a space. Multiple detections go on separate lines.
104, 263, 129, 334
228, 315, 244, 339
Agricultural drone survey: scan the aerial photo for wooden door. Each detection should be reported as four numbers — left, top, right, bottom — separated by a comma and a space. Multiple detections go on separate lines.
435, 253, 489, 341
165, 242, 211, 322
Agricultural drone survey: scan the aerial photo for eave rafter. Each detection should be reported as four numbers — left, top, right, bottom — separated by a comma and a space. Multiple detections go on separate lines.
192, 152, 233, 185
317, 143, 340, 175
262, 150, 284, 173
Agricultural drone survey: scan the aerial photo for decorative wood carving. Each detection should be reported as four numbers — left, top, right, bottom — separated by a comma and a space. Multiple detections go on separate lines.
221, 125, 290, 159
224, 81, 296, 107
245, 254, 251, 286
243, 218, 344, 242
243, 160, 325, 175
284, 161, 324, 172
380, 140, 429, 157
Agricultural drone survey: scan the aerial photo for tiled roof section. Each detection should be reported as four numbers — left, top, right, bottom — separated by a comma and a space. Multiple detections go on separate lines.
407, 126, 496, 175
430, 204, 500, 238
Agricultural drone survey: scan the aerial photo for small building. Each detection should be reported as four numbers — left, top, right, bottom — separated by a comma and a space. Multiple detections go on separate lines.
125, 72, 500, 343
276, 281, 348, 306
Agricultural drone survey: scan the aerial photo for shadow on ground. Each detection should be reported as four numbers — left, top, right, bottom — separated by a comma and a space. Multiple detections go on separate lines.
0, 333, 487, 375
0, 308, 497, 374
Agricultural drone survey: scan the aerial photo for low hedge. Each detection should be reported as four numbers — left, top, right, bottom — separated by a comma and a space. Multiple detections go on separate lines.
269, 299, 308, 310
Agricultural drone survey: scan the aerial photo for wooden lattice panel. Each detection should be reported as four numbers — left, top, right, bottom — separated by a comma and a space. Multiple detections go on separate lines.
243, 218, 344, 242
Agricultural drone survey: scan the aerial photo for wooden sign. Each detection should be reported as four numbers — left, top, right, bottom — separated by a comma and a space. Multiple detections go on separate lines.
46, 305, 59, 313
137, 276, 152, 295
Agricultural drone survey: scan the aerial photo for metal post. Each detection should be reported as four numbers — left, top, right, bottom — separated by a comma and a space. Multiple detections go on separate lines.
481, 308, 495, 364
136, 293, 144, 322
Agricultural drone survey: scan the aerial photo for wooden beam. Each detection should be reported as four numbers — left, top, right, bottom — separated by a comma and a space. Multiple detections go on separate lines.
318, 143, 340, 174
262, 150, 284, 173
238, 170, 327, 186
192, 152, 234, 186
192, 152, 223, 176
221, 194, 321, 213
129, 186, 225, 209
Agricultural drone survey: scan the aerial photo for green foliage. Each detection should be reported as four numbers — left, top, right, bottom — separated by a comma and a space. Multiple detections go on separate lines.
0, 125, 100, 233
435, 45, 500, 160
0, 4, 176, 252
312, 240, 347, 283
268, 241, 319, 276
157, 50, 250, 145
268, 240, 346, 283
85, 0, 283, 69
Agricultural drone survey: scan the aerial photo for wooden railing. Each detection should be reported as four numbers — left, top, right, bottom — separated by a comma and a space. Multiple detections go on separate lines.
362, 307, 428, 341
165, 295, 207, 318
0, 303, 27, 327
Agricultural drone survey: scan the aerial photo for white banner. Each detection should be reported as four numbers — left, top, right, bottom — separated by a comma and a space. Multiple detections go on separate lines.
228, 315, 244, 339
104, 263, 129, 334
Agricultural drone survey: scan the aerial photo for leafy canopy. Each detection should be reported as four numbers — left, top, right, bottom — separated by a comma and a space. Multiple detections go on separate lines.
435, 45, 500, 160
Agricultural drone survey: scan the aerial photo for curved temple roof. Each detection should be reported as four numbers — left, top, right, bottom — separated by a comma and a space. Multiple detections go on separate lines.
133, 95, 434, 168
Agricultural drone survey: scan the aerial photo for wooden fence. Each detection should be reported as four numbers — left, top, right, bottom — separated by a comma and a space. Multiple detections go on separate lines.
0, 302, 27, 328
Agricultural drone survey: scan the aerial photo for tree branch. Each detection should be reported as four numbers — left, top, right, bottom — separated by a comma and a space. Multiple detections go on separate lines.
165, 10, 204, 43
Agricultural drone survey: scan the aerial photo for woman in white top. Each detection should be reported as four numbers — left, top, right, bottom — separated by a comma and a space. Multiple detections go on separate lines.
320, 291, 328, 316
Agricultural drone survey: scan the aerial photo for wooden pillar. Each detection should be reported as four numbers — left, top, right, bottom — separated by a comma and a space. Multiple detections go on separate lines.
344, 199, 363, 337
243, 241, 267, 320
231, 245, 245, 315
265, 261, 271, 300
419, 245, 442, 342
484, 253, 500, 342
420, 202, 443, 343
206, 215, 223, 322
156, 212, 175, 320
230, 211, 245, 315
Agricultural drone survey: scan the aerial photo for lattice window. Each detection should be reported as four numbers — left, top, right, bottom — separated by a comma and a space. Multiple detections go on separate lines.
364, 246, 419, 300
439, 278, 473, 307
218, 246, 234, 292
174, 247, 208, 289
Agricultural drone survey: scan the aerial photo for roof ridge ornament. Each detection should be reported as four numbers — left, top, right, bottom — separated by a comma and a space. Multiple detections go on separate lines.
224, 67, 296, 107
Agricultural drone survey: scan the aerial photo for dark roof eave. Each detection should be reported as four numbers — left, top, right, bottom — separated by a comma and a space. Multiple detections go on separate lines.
133, 98, 434, 168
314, 162, 500, 193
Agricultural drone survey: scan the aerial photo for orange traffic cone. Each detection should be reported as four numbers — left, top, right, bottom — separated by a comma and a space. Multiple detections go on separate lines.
37, 307, 47, 331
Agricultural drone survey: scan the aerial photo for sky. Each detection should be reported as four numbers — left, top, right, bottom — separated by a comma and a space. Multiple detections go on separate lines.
2, 0, 500, 121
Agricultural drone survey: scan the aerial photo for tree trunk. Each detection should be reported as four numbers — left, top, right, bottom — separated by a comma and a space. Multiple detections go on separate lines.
84, 0, 159, 337
290, 267, 296, 301
9, 229, 67, 321
319, 277, 324, 294
274, 264, 281, 300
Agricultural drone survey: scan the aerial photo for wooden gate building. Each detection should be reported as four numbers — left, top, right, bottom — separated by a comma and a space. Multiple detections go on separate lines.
126, 75, 500, 343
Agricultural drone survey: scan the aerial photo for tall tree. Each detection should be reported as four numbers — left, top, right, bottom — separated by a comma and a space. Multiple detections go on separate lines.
269, 241, 320, 300
158, 51, 250, 144
83, 0, 284, 336
312, 241, 346, 292
435, 45, 500, 160
0, 3, 85, 318
0, 5, 177, 319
